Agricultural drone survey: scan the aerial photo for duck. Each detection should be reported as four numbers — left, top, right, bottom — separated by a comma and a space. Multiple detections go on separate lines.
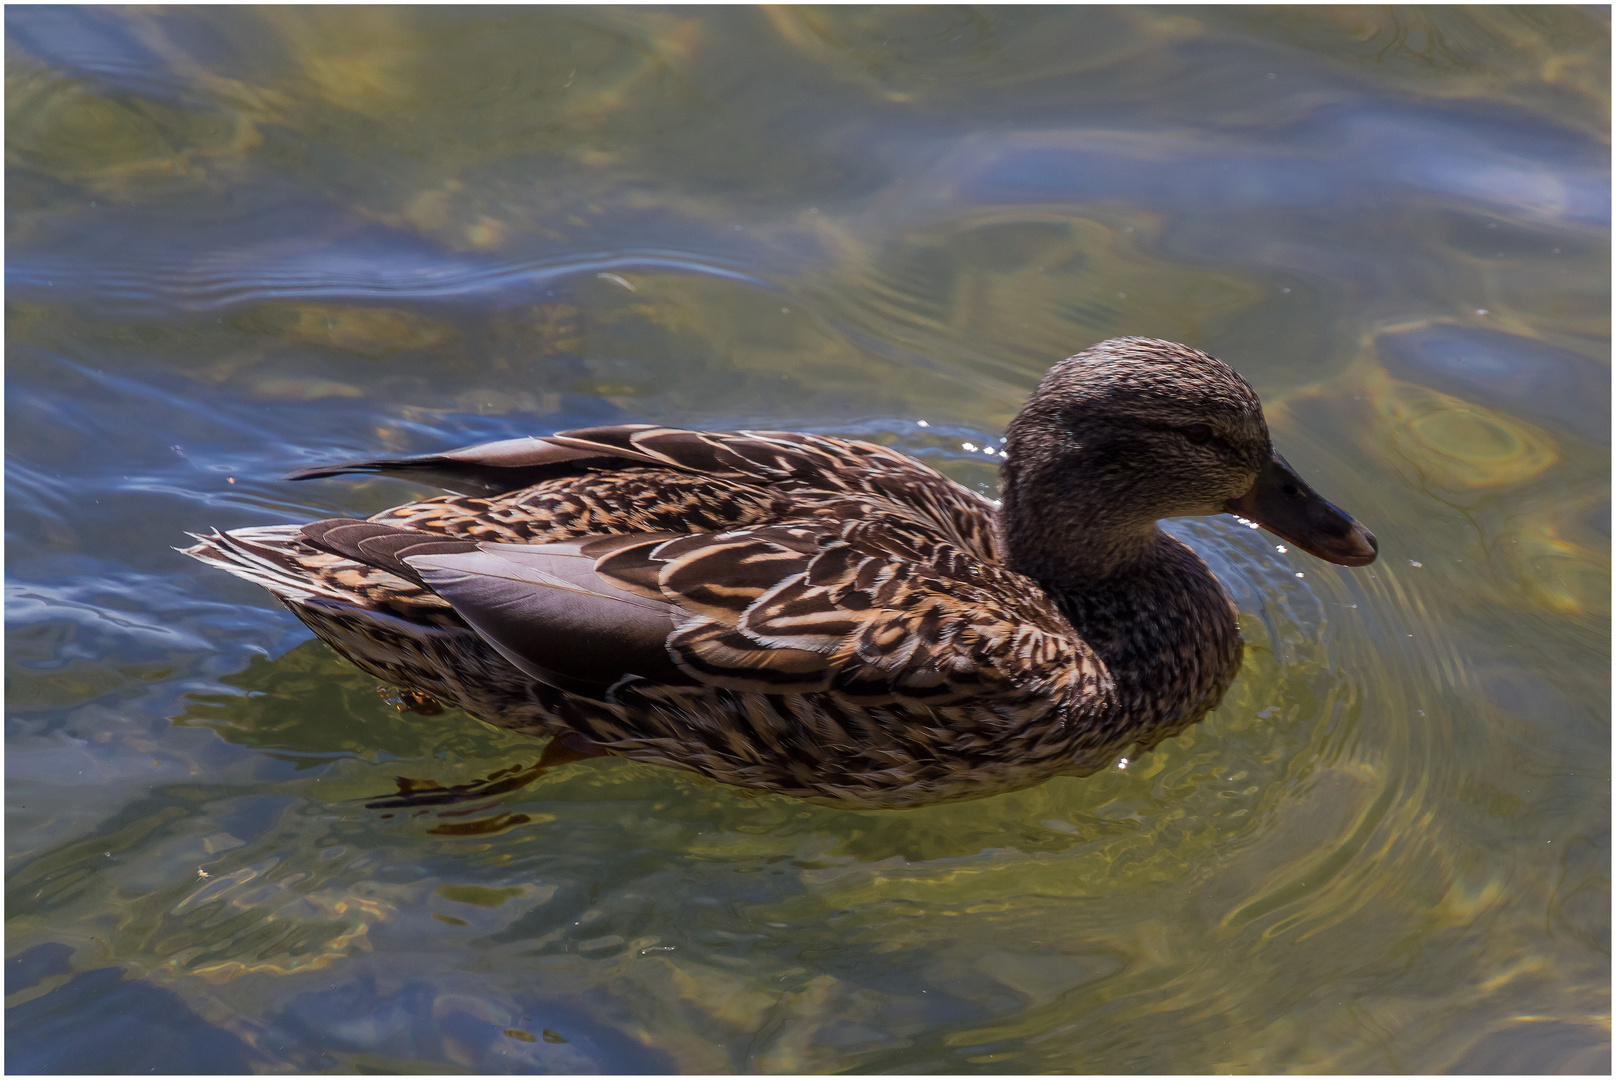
183, 337, 1377, 809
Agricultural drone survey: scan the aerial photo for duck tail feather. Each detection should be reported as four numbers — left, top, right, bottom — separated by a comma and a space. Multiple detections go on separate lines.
180, 525, 345, 604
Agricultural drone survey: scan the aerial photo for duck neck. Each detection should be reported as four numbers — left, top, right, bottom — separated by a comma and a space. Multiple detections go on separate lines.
998, 471, 1165, 588
998, 483, 1242, 739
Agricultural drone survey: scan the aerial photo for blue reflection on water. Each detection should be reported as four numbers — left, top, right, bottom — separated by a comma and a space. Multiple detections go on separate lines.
1378, 324, 1610, 442
6, 6, 203, 107
7, 238, 772, 311
947, 105, 1607, 226
7, 962, 265, 1073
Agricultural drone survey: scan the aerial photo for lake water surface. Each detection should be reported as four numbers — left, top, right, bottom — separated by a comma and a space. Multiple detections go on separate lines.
6, 6, 1610, 1073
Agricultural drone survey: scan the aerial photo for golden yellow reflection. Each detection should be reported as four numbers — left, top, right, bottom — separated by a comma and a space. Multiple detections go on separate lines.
820, 207, 1269, 385
1368, 373, 1558, 489
435, 884, 527, 908
261, 6, 674, 134
5, 66, 259, 195
234, 303, 455, 359
1200, 7, 1609, 138
1498, 516, 1610, 617
163, 881, 398, 983
763, 6, 1172, 103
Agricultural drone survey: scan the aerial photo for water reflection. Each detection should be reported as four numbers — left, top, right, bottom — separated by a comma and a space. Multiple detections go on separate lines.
6, 5, 1609, 1074
1378, 322, 1610, 442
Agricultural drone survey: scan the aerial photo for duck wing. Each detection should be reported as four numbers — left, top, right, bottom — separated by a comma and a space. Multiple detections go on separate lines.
302, 515, 1100, 712
290, 425, 1002, 562
645, 514, 1098, 709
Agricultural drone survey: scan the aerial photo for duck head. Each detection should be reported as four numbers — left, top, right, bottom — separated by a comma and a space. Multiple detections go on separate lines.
1000, 337, 1377, 582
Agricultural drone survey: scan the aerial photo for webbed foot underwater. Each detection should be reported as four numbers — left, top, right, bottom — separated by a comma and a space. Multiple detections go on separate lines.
184, 337, 1377, 809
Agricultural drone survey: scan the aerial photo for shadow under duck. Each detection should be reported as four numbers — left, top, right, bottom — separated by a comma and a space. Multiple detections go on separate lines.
184, 338, 1377, 809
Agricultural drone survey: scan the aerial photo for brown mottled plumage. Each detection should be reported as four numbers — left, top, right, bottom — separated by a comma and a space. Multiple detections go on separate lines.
183, 337, 1377, 808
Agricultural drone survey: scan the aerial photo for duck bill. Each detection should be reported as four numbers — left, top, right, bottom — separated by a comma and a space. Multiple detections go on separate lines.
1224, 450, 1378, 566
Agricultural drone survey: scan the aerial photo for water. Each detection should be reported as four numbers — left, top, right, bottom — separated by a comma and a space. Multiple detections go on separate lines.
6, 6, 1608, 1073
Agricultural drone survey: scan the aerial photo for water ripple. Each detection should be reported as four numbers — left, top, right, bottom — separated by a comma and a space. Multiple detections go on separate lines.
6, 247, 774, 311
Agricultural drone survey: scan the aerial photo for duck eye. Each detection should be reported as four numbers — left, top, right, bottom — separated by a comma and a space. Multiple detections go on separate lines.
1183, 424, 1213, 445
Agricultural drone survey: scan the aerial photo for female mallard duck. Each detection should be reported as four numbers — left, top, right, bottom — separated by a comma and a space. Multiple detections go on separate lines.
185, 337, 1376, 809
